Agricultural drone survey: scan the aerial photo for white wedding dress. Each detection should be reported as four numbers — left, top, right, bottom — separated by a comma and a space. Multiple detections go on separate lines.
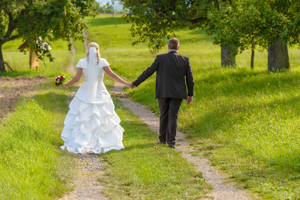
60, 57, 124, 154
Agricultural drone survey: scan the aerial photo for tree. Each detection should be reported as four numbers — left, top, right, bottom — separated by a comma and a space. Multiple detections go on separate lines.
208, 0, 300, 71
120, 0, 238, 67
0, 0, 100, 72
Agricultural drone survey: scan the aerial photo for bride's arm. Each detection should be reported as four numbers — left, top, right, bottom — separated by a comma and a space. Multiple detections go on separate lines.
62, 68, 83, 88
103, 66, 130, 87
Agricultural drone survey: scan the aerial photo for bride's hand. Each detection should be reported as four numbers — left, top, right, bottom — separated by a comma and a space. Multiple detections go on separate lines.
125, 82, 131, 87
62, 83, 67, 88
126, 82, 136, 89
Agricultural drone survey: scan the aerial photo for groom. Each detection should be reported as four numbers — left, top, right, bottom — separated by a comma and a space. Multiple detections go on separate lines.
130, 38, 194, 148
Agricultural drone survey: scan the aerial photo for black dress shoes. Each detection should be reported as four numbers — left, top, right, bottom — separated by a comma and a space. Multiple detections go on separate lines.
168, 144, 175, 149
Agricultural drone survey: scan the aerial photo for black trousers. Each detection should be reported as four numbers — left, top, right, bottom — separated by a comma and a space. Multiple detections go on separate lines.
158, 98, 183, 146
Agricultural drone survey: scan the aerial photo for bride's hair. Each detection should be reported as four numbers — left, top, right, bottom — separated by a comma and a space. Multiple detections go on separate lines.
86, 42, 101, 63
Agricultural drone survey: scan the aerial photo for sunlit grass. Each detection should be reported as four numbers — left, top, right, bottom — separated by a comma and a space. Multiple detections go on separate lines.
1, 38, 72, 78
87, 15, 300, 199
100, 97, 211, 200
0, 82, 77, 199
3, 14, 300, 199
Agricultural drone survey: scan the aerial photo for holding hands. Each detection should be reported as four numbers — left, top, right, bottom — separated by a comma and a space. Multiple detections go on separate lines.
126, 82, 136, 89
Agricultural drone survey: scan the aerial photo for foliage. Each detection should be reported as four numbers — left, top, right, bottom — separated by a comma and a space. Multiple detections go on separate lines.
0, 0, 100, 71
207, 0, 300, 52
120, 0, 212, 52
1, 38, 73, 77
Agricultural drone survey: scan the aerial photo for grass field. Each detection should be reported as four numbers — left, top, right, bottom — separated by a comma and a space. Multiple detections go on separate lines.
0, 15, 212, 199
85, 15, 300, 199
0, 82, 77, 199
2, 14, 300, 199
100, 97, 211, 199
0, 37, 77, 199
0, 38, 73, 78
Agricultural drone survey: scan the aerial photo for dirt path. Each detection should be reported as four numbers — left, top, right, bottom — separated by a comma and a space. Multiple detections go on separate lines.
0, 75, 48, 120
111, 82, 253, 200
68, 38, 77, 75
59, 154, 109, 200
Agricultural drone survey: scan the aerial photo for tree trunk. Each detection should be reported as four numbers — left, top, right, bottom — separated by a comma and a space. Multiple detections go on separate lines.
0, 45, 5, 72
268, 39, 290, 72
221, 44, 238, 67
251, 48, 255, 69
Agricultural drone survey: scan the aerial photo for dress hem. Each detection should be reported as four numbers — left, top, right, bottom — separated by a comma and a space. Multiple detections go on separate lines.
60, 144, 125, 154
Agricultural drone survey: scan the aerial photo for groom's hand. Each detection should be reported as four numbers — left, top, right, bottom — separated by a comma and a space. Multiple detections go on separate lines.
186, 96, 193, 104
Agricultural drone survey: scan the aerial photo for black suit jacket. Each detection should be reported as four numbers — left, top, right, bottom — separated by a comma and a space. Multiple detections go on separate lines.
133, 51, 194, 99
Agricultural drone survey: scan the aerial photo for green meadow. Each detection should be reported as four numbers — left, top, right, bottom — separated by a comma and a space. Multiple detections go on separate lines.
0, 15, 211, 199
0, 36, 78, 199
86, 15, 300, 199
2, 14, 300, 199
0, 38, 73, 78
100, 97, 211, 199
0, 83, 77, 199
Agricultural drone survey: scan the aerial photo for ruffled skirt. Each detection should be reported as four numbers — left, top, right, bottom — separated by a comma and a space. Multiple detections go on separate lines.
60, 86, 124, 154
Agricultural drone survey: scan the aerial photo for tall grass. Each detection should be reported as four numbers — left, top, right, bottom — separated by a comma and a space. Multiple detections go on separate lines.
86, 15, 300, 199
0, 83, 77, 199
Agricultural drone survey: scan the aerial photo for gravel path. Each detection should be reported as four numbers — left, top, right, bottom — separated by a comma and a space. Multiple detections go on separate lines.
111, 82, 253, 200
59, 154, 109, 200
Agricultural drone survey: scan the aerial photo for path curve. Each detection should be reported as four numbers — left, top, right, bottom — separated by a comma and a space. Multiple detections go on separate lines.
111, 82, 253, 200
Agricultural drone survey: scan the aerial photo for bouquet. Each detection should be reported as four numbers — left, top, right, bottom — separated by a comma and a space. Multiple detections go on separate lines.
55, 75, 65, 86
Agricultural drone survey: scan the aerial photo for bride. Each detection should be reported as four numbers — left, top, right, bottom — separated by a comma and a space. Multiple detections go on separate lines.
60, 42, 131, 154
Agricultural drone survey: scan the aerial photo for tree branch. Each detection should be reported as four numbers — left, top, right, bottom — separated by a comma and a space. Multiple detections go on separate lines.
4, 12, 16, 38
269, 27, 284, 33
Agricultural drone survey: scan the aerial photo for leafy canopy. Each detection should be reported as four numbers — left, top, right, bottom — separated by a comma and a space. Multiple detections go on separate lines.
0, 0, 100, 60
207, 0, 300, 52
120, 0, 213, 52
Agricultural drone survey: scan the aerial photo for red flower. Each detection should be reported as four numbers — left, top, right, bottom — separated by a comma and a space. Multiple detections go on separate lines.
54, 75, 65, 87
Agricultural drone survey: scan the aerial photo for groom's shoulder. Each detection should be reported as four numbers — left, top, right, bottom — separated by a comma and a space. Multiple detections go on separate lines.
175, 52, 188, 58
157, 53, 168, 57
157, 53, 170, 59
172, 53, 190, 61
157, 52, 189, 60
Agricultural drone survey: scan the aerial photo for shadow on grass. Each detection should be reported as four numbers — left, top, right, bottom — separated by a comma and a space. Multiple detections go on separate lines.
0, 71, 44, 78
196, 69, 300, 100
179, 29, 213, 43
32, 91, 69, 115
185, 93, 300, 170
127, 68, 300, 172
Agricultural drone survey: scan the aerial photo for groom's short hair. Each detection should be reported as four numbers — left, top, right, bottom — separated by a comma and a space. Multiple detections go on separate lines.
168, 38, 179, 50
